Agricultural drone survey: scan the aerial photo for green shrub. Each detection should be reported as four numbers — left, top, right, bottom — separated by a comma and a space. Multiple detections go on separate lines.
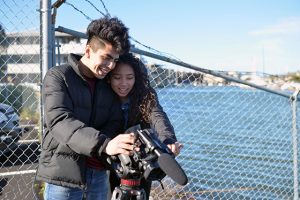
290, 74, 300, 82
20, 107, 40, 124
0, 84, 39, 114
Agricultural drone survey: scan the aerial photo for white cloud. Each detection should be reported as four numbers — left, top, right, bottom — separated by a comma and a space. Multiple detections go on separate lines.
250, 17, 300, 36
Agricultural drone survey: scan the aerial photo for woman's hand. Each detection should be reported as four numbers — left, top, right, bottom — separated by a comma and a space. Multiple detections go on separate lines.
167, 142, 183, 156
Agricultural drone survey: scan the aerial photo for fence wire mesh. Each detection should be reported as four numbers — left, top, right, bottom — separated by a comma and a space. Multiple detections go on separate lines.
146, 67, 299, 200
0, 0, 300, 200
0, 0, 41, 200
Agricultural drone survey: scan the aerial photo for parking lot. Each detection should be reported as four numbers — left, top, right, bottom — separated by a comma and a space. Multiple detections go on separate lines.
0, 128, 41, 200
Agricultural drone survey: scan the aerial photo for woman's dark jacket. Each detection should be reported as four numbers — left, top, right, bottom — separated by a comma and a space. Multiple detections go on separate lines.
139, 103, 177, 144
36, 54, 123, 189
125, 92, 177, 144
109, 95, 177, 199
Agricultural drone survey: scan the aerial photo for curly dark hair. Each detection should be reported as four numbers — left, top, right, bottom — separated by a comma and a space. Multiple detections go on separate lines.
109, 53, 158, 127
86, 16, 131, 54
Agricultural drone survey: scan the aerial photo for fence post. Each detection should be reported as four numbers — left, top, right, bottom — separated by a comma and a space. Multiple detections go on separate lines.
290, 89, 300, 200
40, 0, 53, 78
40, 0, 53, 139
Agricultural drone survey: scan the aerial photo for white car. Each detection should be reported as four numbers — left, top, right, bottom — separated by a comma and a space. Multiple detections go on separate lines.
0, 103, 23, 155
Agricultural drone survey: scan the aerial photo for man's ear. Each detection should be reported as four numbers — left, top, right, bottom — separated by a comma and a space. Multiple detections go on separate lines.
85, 45, 91, 58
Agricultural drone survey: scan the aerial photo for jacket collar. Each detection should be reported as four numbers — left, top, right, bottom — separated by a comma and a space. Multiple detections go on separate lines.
68, 53, 87, 81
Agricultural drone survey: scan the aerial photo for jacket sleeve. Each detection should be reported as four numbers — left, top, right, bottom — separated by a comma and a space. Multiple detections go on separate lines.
149, 100, 177, 145
42, 68, 110, 157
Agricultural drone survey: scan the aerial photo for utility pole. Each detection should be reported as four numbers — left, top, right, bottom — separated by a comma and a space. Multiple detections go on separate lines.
262, 46, 265, 77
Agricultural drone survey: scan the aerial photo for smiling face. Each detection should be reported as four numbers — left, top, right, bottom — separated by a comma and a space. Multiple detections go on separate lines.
110, 63, 135, 102
82, 37, 119, 79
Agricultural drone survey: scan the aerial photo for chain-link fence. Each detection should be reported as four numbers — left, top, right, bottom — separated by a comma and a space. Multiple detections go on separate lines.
147, 67, 299, 200
0, 0, 41, 200
1, 0, 300, 200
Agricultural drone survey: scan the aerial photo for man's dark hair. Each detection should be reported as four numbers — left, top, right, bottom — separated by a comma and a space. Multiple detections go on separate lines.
87, 16, 130, 54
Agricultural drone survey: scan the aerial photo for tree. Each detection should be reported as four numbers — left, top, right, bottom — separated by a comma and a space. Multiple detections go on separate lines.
0, 23, 9, 81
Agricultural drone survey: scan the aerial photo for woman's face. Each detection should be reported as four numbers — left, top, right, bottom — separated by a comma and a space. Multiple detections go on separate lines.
110, 63, 135, 102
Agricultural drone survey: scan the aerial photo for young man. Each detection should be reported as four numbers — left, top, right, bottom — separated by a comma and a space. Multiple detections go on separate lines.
36, 16, 135, 200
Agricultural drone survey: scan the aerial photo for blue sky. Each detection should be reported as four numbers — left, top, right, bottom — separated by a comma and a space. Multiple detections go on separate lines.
2, 0, 300, 75
54, 0, 300, 75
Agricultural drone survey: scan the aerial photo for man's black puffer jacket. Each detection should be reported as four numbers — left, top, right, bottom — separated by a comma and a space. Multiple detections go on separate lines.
36, 54, 123, 189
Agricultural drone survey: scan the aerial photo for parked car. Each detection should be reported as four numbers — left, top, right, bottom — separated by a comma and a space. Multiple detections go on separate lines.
0, 103, 23, 155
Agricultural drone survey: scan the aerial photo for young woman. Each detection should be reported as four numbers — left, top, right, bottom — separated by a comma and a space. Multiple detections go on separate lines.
107, 53, 183, 199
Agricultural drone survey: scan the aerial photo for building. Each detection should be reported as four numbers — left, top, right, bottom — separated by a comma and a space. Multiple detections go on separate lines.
1, 31, 86, 84
2, 31, 205, 88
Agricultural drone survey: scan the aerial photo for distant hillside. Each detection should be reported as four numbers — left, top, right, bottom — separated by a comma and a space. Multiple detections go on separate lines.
286, 72, 300, 82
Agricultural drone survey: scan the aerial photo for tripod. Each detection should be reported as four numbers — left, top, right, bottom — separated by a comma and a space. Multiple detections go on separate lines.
111, 178, 147, 200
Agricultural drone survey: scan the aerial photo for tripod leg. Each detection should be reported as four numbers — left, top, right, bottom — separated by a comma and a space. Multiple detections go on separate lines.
111, 186, 147, 200
136, 188, 147, 200
111, 186, 123, 200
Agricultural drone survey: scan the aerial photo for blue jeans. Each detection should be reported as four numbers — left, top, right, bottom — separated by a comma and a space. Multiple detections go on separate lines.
44, 168, 108, 200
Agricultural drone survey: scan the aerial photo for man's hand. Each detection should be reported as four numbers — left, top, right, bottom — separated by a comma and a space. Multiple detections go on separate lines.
167, 142, 183, 157
105, 133, 136, 156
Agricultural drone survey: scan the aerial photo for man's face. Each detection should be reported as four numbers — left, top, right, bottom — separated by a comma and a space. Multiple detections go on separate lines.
87, 41, 119, 79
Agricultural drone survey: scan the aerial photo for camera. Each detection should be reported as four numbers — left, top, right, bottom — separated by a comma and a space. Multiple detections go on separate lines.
107, 125, 188, 200
109, 127, 170, 182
